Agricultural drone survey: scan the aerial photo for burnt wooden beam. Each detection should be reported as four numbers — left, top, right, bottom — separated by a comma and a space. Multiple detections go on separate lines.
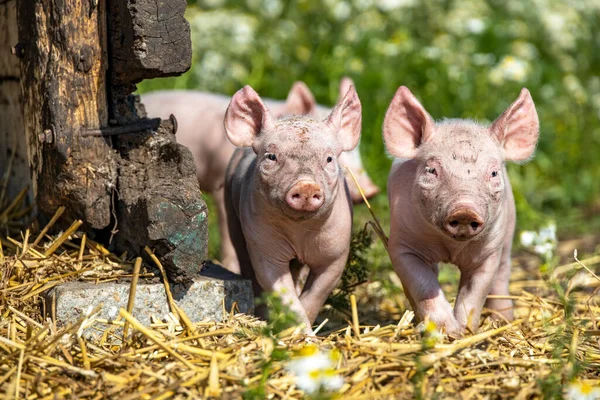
109, 0, 191, 85
17, 0, 118, 231
114, 118, 208, 281
106, 0, 206, 278
108, 0, 192, 124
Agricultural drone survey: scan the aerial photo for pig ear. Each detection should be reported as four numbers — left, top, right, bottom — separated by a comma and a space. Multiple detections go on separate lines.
284, 81, 317, 116
224, 86, 274, 147
490, 88, 539, 162
337, 77, 355, 102
326, 85, 362, 153
383, 86, 435, 159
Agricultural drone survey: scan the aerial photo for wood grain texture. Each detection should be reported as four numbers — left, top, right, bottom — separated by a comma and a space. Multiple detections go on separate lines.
17, 0, 117, 229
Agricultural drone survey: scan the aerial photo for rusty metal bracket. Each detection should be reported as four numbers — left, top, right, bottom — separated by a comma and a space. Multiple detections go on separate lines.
80, 118, 161, 137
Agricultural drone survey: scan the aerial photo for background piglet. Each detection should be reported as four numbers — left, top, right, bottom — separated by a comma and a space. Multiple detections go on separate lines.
223, 85, 362, 332
383, 86, 539, 335
141, 79, 378, 273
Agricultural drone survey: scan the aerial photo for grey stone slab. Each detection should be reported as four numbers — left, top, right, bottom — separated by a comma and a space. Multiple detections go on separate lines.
46, 263, 253, 339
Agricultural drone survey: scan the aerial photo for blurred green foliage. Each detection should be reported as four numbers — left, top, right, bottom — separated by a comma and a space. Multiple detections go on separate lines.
139, 0, 600, 235
138, 0, 600, 242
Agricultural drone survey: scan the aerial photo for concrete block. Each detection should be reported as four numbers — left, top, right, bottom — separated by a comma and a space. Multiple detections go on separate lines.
46, 263, 253, 339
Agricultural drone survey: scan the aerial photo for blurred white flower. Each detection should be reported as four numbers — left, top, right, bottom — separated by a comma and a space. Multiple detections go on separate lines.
263, 0, 283, 18
472, 53, 495, 66
500, 56, 529, 82
538, 224, 557, 243
353, 0, 374, 11
519, 223, 558, 261
565, 380, 600, 400
203, 0, 225, 7
199, 51, 226, 76
534, 242, 554, 259
377, 0, 414, 12
422, 46, 442, 60
332, 1, 352, 21
466, 18, 485, 34
540, 84, 556, 100
489, 56, 530, 85
373, 39, 400, 57
520, 231, 536, 247
296, 369, 344, 394
286, 344, 344, 395
233, 21, 254, 46
564, 75, 588, 103
512, 41, 538, 61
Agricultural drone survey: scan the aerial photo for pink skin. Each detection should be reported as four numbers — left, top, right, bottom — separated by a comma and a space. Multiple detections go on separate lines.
383, 86, 539, 335
223, 85, 362, 333
141, 78, 378, 273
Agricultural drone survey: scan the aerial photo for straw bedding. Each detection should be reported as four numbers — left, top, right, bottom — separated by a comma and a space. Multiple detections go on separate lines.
1, 190, 599, 399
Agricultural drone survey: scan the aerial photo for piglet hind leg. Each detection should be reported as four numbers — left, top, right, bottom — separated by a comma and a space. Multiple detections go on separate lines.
213, 186, 240, 274
484, 243, 515, 322
391, 251, 461, 335
454, 253, 502, 334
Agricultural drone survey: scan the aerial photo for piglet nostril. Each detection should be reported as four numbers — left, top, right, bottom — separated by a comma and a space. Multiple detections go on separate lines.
285, 181, 324, 212
444, 207, 485, 239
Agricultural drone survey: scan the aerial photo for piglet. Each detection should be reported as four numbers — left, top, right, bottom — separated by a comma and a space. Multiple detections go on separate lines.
141, 79, 378, 274
224, 85, 362, 332
383, 87, 539, 335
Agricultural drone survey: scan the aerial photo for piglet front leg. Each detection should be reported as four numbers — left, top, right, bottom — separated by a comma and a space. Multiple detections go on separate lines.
248, 249, 314, 334
454, 253, 502, 333
299, 256, 348, 325
391, 250, 461, 335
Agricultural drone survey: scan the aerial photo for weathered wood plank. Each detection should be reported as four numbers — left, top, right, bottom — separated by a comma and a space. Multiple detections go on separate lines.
17, 0, 118, 230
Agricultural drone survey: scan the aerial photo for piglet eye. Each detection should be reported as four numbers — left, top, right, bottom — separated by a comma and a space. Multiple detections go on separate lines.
491, 170, 498, 178
425, 167, 437, 176
326, 156, 333, 163
267, 153, 277, 161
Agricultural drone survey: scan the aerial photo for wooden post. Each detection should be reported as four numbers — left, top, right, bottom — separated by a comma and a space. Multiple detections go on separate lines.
17, 0, 118, 230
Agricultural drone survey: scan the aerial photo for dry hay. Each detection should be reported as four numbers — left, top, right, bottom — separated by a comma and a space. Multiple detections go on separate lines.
1, 191, 600, 399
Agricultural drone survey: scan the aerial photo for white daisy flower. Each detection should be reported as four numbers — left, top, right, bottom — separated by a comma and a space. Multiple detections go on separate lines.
520, 231, 537, 247
565, 380, 600, 400
286, 344, 344, 395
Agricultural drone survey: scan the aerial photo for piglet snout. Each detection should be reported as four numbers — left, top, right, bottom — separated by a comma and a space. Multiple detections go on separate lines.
286, 181, 324, 212
444, 207, 484, 239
